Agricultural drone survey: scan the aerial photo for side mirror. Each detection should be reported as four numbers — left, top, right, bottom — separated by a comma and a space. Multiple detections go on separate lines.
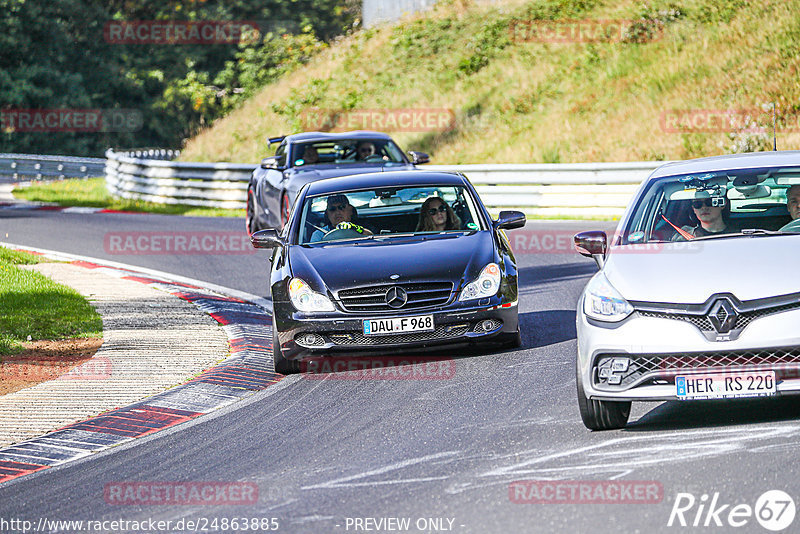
251, 229, 284, 249
408, 151, 430, 165
260, 156, 279, 170
493, 210, 526, 230
574, 231, 607, 268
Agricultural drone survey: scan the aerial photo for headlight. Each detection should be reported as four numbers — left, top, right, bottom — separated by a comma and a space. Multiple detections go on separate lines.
583, 273, 633, 322
288, 278, 335, 312
459, 263, 501, 301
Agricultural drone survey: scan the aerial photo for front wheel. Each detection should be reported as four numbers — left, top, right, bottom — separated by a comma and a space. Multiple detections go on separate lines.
272, 333, 299, 374
576, 363, 630, 430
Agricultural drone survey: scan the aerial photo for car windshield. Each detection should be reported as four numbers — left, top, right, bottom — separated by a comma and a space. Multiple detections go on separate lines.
291, 139, 407, 167
620, 166, 800, 244
297, 185, 485, 244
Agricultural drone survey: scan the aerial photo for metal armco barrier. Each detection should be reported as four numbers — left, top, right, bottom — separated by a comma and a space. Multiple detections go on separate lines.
105, 149, 254, 210
0, 153, 106, 181
106, 149, 665, 217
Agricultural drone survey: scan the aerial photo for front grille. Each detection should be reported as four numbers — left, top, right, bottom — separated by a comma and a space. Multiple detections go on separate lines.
328, 323, 469, 346
337, 282, 453, 313
637, 301, 800, 334
594, 346, 800, 389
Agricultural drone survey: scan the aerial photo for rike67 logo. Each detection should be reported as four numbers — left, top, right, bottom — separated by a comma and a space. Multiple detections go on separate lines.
668, 490, 796, 531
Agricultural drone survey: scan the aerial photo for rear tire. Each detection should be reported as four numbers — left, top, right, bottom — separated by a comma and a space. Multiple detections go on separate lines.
576, 363, 630, 430
272, 329, 299, 374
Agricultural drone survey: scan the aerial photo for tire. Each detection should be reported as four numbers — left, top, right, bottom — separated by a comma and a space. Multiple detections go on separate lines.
576, 363, 631, 430
246, 186, 259, 235
272, 332, 299, 374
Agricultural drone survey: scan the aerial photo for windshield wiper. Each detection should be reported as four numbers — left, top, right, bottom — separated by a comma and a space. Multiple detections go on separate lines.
691, 229, 797, 241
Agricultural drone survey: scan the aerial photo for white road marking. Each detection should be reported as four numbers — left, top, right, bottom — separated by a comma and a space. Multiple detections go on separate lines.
0, 241, 271, 310
301, 451, 460, 490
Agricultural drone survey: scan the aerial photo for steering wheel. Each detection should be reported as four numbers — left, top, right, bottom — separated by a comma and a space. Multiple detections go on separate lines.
321, 222, 373, 241
779, 219, 800, 232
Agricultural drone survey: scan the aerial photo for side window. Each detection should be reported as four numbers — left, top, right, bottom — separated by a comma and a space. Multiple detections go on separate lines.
275, 143, 287, 167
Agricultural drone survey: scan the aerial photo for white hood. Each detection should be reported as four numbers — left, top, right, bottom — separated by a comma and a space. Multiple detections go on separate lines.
604, 235, 800, 303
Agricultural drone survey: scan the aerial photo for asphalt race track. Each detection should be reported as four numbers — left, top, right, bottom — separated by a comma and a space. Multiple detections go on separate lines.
3, 208, 800, 533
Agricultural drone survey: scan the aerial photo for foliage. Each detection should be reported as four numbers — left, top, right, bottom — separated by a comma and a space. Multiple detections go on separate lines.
0, 0, 356, 156
179, 0, 800, 164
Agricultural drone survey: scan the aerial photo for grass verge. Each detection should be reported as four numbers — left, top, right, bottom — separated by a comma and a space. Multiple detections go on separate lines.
0, 247, 103, 356
181, 0, 800, 164
13, 178, 245, 218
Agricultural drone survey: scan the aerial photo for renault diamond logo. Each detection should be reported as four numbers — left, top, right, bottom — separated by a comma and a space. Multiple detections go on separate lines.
386, 286, 408, 308
708, 299, 738, 334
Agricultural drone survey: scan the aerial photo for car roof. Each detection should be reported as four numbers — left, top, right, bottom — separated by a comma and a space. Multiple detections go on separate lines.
285, 131, 395, 143
650, 150, 800, 180
305, 170, 467, 196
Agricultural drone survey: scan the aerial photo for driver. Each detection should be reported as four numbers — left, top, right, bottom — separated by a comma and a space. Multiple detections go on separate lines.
786, 185, 800, 220
300, 145, 319, 165
310, 194, 372, 241
779, 185, 800, 231
356, 141, 376, 160
672, 195, 732, 239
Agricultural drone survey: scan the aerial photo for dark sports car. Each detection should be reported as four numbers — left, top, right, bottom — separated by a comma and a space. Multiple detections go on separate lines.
251, 170, 526, 374
246, 130, 429, 233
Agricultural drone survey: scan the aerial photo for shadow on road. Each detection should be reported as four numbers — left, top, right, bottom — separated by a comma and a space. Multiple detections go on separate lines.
519, 309, 576, 349
626, 396, 800, 431
518, 261, 598, 287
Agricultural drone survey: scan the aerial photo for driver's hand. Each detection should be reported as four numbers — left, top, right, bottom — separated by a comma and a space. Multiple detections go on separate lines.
336, 221, 357, 231
335, 222, 372, 235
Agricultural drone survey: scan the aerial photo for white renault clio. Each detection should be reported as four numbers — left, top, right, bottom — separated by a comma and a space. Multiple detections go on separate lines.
574, 151, 800, 430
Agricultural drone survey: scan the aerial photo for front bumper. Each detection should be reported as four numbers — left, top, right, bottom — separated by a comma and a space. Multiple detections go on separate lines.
274, 298, 518, 360
577, 302, 800, 401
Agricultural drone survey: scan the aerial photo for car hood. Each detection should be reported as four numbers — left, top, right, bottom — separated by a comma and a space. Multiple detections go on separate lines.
604, 235, 800, 303
288, 231, 495, 295
286, 163, 415, 181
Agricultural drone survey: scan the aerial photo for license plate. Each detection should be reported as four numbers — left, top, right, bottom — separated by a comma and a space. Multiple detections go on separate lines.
676, 371, 776, 400
363, 315, 434, 335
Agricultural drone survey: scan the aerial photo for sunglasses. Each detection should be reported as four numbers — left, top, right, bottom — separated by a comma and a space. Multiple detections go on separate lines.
327, 204, 348, 212
691, 198, 723, 209
428, 205, 447, 216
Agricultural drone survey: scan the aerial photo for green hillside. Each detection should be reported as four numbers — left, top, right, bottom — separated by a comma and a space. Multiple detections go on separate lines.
180, 0, 800, 164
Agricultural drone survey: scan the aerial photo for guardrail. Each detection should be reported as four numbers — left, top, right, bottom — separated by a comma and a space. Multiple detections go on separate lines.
0, 153, 106, 181
105, 149, 254, 210
106, 149, 665, 217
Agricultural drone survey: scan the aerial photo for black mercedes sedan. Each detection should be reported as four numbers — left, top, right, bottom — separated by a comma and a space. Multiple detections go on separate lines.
251, 170, 526, 373
246, 130, 429, 233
